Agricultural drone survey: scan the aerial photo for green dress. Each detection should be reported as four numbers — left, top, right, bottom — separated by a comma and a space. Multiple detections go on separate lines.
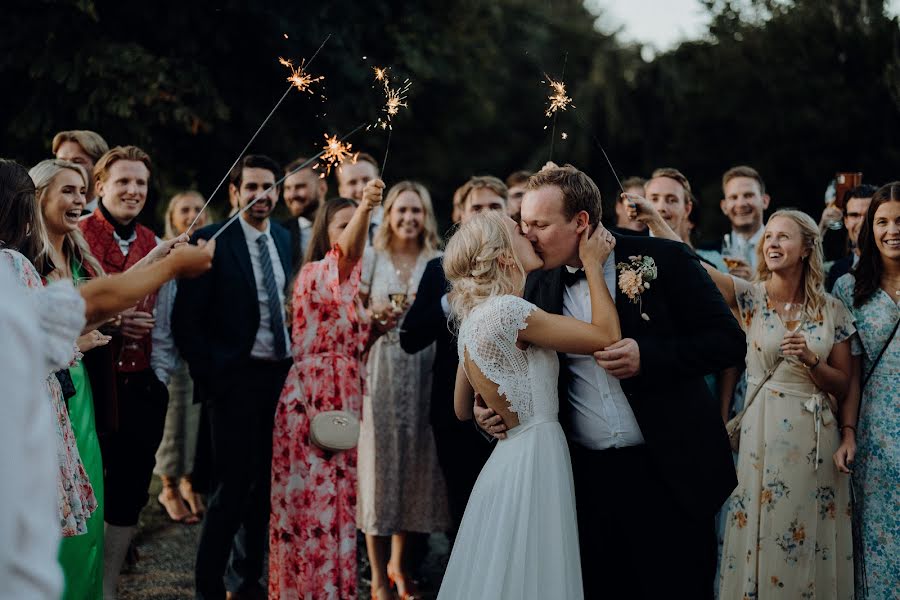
58, 260, 104, 599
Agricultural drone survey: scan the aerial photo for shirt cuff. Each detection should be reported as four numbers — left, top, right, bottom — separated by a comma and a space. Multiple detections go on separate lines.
440, 294, 451, 318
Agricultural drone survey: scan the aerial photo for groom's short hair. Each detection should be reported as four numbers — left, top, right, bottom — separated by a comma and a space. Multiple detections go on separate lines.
527, 165, 602, 224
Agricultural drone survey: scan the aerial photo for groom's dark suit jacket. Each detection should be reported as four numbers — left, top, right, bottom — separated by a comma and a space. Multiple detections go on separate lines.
525, 233, 743, 521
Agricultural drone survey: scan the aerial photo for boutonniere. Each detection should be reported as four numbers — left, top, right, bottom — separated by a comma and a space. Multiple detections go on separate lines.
616, 255, 657, 321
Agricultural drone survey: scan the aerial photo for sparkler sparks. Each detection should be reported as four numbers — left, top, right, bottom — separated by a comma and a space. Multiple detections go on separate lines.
316, 133, 358, 178
278, 57, 323, 94
371, 75, 411, 131
544, 75, 574, 118
373, 66, 388, 82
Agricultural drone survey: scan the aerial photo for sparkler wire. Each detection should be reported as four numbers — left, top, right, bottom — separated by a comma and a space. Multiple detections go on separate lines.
188, 34, 332, 234
209, 123, 366, 242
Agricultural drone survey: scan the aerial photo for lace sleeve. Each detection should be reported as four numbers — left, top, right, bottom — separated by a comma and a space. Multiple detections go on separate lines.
35, 279, 86, 372
459, 295, 537, 416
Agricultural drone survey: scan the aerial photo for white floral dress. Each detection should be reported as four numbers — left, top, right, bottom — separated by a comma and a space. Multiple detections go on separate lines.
0, 249, 97, 537
720, 279, 855, 599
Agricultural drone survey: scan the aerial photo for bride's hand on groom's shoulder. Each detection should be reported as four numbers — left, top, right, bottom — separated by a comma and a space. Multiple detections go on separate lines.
578, 223, 616, 268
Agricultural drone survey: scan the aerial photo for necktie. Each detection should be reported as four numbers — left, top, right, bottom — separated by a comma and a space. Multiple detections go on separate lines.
563, 268, 586, 287
256, 234, 288, 359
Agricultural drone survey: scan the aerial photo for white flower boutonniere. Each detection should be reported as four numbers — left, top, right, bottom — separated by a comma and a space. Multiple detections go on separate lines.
616, 255, 657, 321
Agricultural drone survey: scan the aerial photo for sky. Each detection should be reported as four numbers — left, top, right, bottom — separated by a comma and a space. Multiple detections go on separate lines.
587, 0, 900, 56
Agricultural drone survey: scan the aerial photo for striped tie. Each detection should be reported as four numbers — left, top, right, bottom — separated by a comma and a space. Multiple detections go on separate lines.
256, 234, 288, 359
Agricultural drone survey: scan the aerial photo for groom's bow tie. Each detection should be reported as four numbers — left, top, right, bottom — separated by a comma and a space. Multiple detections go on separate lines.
563, 267, 586, 287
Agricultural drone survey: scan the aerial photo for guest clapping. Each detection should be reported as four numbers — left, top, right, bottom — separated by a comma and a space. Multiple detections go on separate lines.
831, 182, 900, 598
269, 180, 384, 600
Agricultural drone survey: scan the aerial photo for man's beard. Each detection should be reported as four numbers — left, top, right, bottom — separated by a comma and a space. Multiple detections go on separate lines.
301, 199, 320, 220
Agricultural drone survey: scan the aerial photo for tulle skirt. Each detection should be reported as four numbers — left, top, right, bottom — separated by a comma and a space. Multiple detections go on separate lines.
437, 416, 583, 600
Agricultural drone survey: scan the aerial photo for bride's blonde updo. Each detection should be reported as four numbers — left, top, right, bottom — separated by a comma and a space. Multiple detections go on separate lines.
444, 211, 526, 323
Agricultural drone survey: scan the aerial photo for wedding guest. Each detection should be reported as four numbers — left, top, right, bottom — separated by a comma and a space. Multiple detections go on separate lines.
282, 156, 327, 269
173, 154, 292, 600
832, 182, 900, 599
716, 165, 770, 279
505, 170, 530, 220
79, 145, 171, 599
0, 160, 98, 542
359, 181, 450, 599
30, 159, 110, 600
52, 130, 109, 214
268, 182, 385, 600
639, 202, 856, 598
613, 175, 647, 234
400, 176, 506, 539
645, 167, 694, 242
825, 184, 877, 291
154, 191, 210, 524
337, 152, 381, 241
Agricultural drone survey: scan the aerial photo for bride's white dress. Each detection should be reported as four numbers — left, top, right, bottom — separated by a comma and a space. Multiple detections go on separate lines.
437, 295, 583, 600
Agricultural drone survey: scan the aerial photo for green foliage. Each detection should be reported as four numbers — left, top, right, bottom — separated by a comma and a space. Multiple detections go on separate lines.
2, 0, 898, 240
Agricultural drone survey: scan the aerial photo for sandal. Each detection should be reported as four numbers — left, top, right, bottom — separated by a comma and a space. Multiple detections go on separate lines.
178, 475, 206, 518
387, 564, 421, 600
158, 478, 199, 524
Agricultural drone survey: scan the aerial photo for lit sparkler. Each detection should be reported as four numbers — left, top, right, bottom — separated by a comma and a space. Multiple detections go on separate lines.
544, 75, 574, 118
279, 56, 324, 95
373, 66, 388, 82
316, 133, 359, 178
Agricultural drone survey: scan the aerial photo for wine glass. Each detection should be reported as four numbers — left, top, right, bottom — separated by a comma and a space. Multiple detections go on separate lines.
118, 295, 154, 369
823, 179, 843, 231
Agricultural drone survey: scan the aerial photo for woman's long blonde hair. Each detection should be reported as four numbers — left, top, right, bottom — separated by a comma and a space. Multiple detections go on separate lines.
164, 190, 207, 240
373, 181, 441, 255
29, 159, 104, 278
444, 211, 525, 323
754, 208, 826, 317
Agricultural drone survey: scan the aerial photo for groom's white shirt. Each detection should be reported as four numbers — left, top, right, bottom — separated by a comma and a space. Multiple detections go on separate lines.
562, 251, 645, 450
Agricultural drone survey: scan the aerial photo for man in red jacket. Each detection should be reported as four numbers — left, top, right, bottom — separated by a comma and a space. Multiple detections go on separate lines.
80, 145, 169, 600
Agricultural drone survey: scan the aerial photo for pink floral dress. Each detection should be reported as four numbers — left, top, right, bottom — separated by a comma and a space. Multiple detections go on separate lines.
0, 249, 97, 537
269, 245, 370, 600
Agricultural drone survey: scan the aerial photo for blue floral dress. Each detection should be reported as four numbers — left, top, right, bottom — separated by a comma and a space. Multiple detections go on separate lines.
832, 274, 899, 599
720, 279, 856, 600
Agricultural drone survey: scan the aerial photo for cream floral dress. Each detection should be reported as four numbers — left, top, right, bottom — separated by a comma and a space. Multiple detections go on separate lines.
719, 279, 855, 599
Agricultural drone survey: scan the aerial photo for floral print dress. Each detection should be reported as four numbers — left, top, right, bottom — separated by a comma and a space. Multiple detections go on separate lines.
269, 245, 370, 600
720, 279, 855, 600
0, 249, 97, 537
833, 274, 899, 599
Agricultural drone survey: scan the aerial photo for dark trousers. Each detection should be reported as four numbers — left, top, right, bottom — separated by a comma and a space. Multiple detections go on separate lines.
101, 369, 169, 526
194, 359, 290, 600
570, 443, 717, 600
432, 420, 493, 538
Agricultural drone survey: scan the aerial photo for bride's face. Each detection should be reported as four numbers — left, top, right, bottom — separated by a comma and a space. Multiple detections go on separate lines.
505, 215, 543, 273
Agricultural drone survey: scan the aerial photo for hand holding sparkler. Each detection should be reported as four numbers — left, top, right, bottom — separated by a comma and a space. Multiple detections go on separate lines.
361, 178, 385, 210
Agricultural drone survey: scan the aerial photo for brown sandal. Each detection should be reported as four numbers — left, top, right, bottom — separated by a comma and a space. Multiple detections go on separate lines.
158, 478, 199, 524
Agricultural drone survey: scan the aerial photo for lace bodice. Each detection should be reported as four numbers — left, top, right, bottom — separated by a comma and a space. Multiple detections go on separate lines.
457, 295, 560, 423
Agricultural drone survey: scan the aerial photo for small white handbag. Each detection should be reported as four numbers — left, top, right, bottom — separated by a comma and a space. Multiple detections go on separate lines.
310, 410, 360, 452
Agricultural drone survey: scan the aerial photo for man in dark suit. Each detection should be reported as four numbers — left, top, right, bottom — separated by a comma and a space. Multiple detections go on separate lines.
400, 175, 507, 535
173, 154, 292, 600
477, 165, 744, 599
281, 156, 327, 269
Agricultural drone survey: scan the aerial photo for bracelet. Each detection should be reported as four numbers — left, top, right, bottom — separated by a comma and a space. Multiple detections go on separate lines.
804, 353, 820, 370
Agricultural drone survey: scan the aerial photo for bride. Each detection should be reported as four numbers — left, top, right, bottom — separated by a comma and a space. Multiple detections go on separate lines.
437, 210, 619, 600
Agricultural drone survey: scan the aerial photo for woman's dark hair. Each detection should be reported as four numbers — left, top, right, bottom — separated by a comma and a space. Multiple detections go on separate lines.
304, 197, 358, 265
853, 181, 900, 307
0, 158, 44, 262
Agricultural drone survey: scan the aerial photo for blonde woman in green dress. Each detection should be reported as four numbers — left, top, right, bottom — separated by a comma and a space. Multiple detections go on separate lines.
32, 159, 110, 600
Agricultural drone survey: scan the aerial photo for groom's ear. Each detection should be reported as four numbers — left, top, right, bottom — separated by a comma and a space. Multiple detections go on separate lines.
574, 211, 590, 234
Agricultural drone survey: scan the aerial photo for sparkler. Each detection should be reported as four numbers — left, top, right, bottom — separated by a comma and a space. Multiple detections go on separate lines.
209, 124, 366, 242
544, 75, 574, 118
367, 66, 412, 177
278, 57, 324, 95
187, 34, 331, 234
315, 133, 359, 178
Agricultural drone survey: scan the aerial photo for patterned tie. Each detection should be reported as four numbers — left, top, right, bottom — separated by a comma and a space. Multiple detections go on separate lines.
256, 234, 288, 359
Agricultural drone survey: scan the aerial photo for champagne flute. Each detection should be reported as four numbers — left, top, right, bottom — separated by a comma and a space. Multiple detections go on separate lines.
721, 234, 743, 271
118, 295, 154, 369
782, 303, 804, 365
823, 179, 843, 231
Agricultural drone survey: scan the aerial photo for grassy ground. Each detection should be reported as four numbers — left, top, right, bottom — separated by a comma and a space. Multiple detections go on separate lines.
118, 477, 448, 599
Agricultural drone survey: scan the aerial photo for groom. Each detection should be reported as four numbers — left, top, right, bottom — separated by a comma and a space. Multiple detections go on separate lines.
477, 165, 744, 599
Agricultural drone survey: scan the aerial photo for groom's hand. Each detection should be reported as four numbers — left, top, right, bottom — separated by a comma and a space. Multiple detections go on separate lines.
594, 338, 641, 379
473, 394, 507, 440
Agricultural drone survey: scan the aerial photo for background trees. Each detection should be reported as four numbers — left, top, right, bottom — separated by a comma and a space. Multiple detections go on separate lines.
3, 0, 898, 239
